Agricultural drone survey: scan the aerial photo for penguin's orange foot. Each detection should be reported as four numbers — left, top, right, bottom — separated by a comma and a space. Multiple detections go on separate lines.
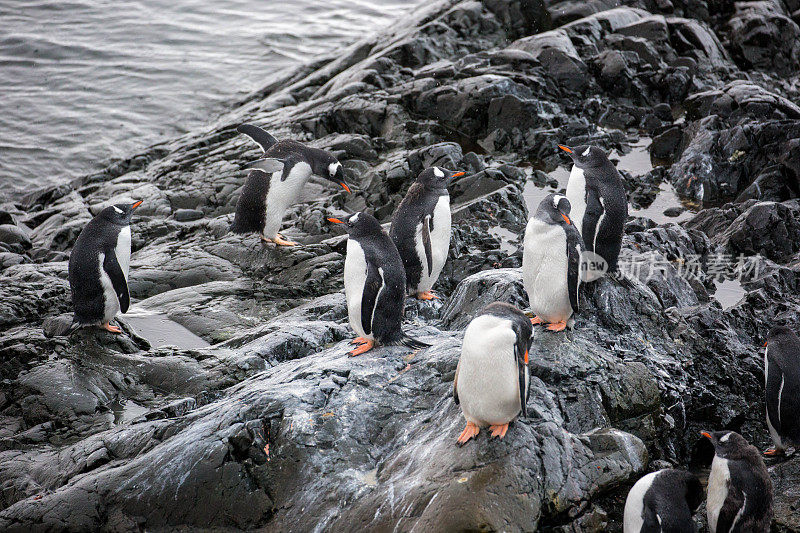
457, 422, 480, 444
348, 339, 374, 356
350, 336, 368, 345
273, 234, 298, 246
416, 291, 439, 300
764, 447, 784, 456
489, 423, 509, 439
530, 316, 543, 325
102, 322, 122, 334
546, 321, 567, 332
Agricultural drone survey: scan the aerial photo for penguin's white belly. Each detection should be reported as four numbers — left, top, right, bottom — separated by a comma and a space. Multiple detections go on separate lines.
116, 226, 131, 281
344, 239, 370, 339
707, 455, 731, 533
565, 165, 586, 234
457, 315, 520, 426
765, 350, 784, 449
413, 196, 451, 293
262, 163, 312, 238
522, 219, 572, 323
98, 252, 121, 323
623, 471, 658, 533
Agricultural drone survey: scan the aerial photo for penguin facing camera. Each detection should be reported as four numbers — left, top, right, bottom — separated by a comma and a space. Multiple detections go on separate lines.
390, 167, 464, 300
328, 212, 429, 356
231, 123, 350, 246
561, 144, 627, 272
454, 302, 532, 444
702, 430, 773, 533
67, 201, 142, 334
522, 194, 584, 331
763, 326, 800, 456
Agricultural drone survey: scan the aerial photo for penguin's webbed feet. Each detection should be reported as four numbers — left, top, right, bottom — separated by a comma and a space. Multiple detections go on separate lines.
457, 422, 480, 445
545, 321, 567, 332
530, 316, 543, 325
102, 321, 122, 334
416, 291, 439, 301
764, 447, 785, 457
350, 337, 368, 345
262, 234, 298, 246
489, 423, 509, 439
348, 339, 374, 356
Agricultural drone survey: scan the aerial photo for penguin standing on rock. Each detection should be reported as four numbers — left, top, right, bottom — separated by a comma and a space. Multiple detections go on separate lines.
453, 302, 532, 444
390, 167, 464, 300
231, 124, 350, 246
522, 194, 584, 331
623, 469, 703, 533
702, 430, 773, 533
68, 201, 142, 333
561, 144, 627, 272
763, 325, 800, 456
328, 212, 429, 356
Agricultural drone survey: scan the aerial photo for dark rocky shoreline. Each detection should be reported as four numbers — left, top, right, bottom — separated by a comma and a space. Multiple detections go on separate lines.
1, 0, 800, 530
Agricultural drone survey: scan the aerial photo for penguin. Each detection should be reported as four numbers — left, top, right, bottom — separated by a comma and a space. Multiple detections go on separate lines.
702, 430, 773, 533
763, 325, 800, 455
231, 123, 350, 246
328, 212, 430, 356
453, 302, 532, 444
67, 201, 142, 333
389, 167, 464, 300
623, 469, 703, 533
561, 144, 627, 272
522, 193, 584, 331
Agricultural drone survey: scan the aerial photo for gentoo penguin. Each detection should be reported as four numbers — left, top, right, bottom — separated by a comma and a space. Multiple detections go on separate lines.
68, 201, 142, 333
453, 302, 532, 444
763, 325, 800, 455
561, 144, 627, 272
623, 469, 703, 533
522, 193, 584, 331
389, 167, 464, 300
702, 430, 773, 533
231, 123, 350, 246
328, 212, 429, 356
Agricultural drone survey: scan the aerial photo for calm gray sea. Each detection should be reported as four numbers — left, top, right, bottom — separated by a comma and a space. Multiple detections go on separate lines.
0, 0, 418, 201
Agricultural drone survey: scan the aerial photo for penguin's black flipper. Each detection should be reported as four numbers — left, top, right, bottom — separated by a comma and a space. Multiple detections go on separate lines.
421, 215, 433, 276
767, 347, 800, 441
103, 251, 130, 313
453, 360, 460, 405
716, 480, 745, 533
515, 343, 529, 418
566, 230, 583, 313
582, 187, 604, 252
360, 262, 383, 336
237, 124, 279, 153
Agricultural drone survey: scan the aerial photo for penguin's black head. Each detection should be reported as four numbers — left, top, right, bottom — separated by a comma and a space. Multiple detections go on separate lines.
701, 430, 749, 458
99, 201, 142, 226
767, 325, 795, 342
327, 211, 381, 238
558, 144, 609, 169
416, 167, 465, 190
534, 193, 573, 226
311, 149, 350, 193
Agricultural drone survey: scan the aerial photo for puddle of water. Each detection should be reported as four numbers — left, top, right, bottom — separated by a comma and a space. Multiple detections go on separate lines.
109, 398, 149, 425
631, 182, 695, 224
713, 279, 746, 310
489, 226, 519, 253
124, 307, 210, 349
612, 138, 653, 176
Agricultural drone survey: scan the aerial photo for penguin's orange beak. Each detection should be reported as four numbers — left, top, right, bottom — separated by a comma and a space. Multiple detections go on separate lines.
558, 145, 573, 153
450, 171, 465, 179
700, 431, 712, 440
339, 182, 351, 193
763, 340, 768, 347
327, 218, 343, 224
561, 213, 571, 225
131, 200, 143, 209
524, 349, 529, 364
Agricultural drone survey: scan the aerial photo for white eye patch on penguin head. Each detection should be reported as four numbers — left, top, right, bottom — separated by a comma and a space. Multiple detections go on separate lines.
101, 200, 142, 224
321, 159, 350, 193
418, 166, 465, 188
536, 193, 572, 225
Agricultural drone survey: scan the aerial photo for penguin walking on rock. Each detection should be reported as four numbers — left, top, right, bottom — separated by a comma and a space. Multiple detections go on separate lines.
390, 167, 464, 300
763, 326, 800, 455
231, 123, 350, 246
702, 430, 773, 533
561, 144, 627, 272
68, 201, 142, 333
522, 194, 584, 331
454, 302, 532, 444
328, 212, 429, 356
623, 469, 703, 533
